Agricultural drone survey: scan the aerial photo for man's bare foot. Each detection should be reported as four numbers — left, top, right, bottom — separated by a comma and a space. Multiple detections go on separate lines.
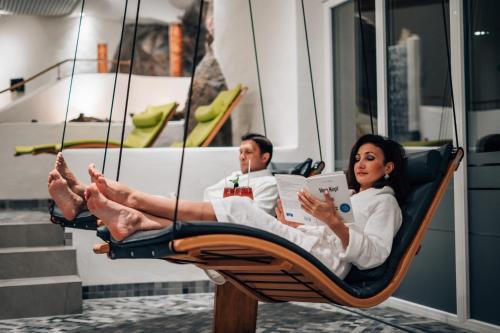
88, 167, 137, 208
85, 184, 169, 241
55, 153, 86, 197
48, 170, 84, 220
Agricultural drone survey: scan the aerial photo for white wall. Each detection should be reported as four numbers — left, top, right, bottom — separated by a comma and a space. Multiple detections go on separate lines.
213, 0, 331, 167
0, 0, 184, 109
0, 74, 190, 123
0, 15, 122, 109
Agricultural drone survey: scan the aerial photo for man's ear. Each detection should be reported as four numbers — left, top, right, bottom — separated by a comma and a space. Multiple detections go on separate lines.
261, 152, 270, 165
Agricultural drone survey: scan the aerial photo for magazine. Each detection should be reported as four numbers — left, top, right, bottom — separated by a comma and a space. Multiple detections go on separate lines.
275, 171, 354, 226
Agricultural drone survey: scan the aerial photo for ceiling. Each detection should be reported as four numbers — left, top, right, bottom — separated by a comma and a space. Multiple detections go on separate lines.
0, 0, 79, 16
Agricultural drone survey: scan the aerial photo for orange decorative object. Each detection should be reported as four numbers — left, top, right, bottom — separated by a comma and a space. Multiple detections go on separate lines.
169, 23, 183, 76
97, 43, 108, 73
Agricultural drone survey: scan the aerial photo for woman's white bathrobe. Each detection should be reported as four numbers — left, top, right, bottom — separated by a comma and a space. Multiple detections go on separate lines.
211, 186, 402, 279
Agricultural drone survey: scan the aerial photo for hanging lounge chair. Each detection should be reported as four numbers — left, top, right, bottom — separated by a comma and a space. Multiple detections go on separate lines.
91, 144, 463, 331
15, 102, 178, 156
171, 85, 246, 148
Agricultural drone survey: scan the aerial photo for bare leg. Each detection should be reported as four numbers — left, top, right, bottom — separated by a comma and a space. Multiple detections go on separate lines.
55, 153, 88, 197
48, 170, 84, 220
85, 184, 174, 241
88, 166, 216, 221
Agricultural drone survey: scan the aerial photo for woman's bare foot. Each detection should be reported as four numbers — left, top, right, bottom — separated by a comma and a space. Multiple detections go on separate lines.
85, 184, 170, 241
48, 170, 84, 220
88, 164, 137, 207
55, 153, 86, 197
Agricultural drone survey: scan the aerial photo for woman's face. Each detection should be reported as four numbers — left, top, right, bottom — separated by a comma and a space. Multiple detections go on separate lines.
354, 143, 394, 191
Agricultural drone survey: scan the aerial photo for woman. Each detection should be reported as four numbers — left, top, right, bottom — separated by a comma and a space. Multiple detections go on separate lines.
82, 134, 408, 279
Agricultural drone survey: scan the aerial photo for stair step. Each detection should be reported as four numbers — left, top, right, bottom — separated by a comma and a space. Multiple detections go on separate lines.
0, 275, 82, 319
0, 221, 64, 248
0, 246, 77, 279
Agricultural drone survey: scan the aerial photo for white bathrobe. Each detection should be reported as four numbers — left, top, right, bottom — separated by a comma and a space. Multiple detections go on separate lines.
211, 186, 402, 279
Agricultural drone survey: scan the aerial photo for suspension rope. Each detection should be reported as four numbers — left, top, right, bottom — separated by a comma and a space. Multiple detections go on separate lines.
248, 0, 267, 136
102, 0, 129, 174
300, 0, 323, 161
116, 0, 141, 181
441, 0, 459, 148
60, 0, 85, 151
171, 0, 205, 248
355, 0, 375, 135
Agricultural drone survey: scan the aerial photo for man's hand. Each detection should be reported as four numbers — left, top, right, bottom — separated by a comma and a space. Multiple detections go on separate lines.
275, 199, 302, 228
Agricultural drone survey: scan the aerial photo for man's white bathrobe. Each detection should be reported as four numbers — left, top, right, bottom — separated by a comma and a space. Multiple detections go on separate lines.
211, 186, 402, 279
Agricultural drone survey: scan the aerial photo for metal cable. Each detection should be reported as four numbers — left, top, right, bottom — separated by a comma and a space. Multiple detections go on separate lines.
116, 0, 141, 181
441, 0, 459, 147
171, 0, 205, 250
300, 0, 323, 161
60, 0, 85, 150
355, 0, 375, 135
248, 0, 267, 136
102, 0, 129, 174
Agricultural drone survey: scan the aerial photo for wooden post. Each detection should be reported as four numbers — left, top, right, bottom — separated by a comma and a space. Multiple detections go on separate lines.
97, 43, 108, 73
169, 23, 183, 76
213, 283, 258, 333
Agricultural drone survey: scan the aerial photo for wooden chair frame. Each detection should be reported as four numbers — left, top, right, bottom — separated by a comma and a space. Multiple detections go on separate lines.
200, 87, 247, 147
29, 104, 178, 155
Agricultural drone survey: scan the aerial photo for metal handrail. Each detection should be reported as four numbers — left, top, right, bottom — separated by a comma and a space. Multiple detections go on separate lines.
0, 58, 131, 95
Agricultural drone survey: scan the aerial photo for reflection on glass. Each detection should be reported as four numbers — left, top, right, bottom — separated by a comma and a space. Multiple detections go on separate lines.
386, 0, 452, 145
331, 0, 377, 170
465, 0, 500, 326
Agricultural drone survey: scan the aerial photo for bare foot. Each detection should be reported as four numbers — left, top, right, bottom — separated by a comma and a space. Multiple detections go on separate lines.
87, 163, 101, 184
91, 171, 137, 208
48, 170, 84, 220
85, 184, 169, 241
55, 153, 86, 197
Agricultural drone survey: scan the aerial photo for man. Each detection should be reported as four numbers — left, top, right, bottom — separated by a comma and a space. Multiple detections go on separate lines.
203, 133, 278, 215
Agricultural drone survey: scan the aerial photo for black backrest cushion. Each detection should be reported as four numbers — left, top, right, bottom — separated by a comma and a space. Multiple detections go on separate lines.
345, 144, 451, 291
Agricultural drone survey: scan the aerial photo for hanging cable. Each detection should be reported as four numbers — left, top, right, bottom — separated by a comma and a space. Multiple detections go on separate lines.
300, 0, 323, 161
116, 0, 141, 181
102, 0, 129, 174
441, 0, 459, 147
171, 0, 205, 249
248, 0, 267, 136
355, 0, 375, 135
60, 0, 85, 151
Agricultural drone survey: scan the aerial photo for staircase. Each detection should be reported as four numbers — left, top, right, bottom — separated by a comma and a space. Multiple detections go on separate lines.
0, 211, 82, 319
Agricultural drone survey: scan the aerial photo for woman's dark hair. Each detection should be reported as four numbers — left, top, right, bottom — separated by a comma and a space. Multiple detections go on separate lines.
346, 134, 408, 202
241, 133, 273, 166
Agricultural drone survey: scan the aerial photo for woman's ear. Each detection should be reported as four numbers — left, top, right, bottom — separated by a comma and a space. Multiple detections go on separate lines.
385, 161, 395, 175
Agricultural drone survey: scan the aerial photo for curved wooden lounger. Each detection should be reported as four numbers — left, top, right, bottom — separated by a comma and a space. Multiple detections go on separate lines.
92, 145, 462, 332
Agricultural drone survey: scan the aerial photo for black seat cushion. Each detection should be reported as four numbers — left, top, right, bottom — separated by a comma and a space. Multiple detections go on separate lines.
344, 144, 452, 293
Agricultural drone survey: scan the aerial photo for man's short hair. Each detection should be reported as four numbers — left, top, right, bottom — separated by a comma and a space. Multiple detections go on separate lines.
241, 133, 273, 166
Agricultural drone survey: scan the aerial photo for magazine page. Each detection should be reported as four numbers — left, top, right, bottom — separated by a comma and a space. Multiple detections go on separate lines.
274, 174, 319, 225
305, 171, 354, 223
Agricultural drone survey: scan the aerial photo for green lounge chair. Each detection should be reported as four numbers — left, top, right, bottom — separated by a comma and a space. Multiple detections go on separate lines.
172, 85, 246, 148
15, 102, 177, 156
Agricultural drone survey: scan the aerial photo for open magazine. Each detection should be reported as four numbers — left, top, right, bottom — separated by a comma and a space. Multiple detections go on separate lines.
275, 171, 354, 226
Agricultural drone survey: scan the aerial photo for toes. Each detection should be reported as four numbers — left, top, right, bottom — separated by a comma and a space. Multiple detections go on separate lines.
49, 169, 61, 180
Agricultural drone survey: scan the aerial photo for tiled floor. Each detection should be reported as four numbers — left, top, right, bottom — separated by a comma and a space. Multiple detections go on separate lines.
0, 293, 476, 333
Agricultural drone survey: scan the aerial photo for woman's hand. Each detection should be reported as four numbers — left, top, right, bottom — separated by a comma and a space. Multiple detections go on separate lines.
298, 189, 349, 248
298, 189, 343, 228
275, 199, 302, 228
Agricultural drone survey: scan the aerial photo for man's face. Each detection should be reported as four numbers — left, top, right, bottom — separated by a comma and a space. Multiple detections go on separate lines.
239, 140, 268, 174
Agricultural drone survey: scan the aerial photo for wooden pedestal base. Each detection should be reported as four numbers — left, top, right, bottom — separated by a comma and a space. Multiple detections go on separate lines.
213, 282, 258, 333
